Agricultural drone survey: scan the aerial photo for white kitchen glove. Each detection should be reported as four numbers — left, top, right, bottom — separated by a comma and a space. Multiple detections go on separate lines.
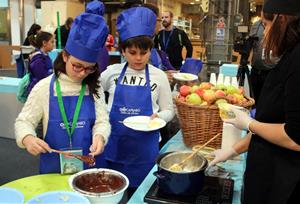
208, 147, 239, 167
222, 104, 254, 131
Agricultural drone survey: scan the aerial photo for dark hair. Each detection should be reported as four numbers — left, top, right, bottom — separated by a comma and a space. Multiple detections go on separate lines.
26, 23, 41, 37
54, 50, 101, 98
263, 13, 300, 62
263, 12, 274, 21
123, 0, 143, 9
119, 35, 154, 52
164, 11, 173, 18
29, 31, 53, 49
65, 17, 73, 29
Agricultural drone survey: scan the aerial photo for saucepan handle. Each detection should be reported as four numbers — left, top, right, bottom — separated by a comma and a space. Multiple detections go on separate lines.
153, 171, 165, 179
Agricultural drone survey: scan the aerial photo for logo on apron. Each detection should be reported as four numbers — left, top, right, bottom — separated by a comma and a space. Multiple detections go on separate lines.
119, 106, 141, 115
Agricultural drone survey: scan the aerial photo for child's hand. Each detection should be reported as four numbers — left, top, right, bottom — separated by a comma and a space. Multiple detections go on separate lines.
22, 135, 51, 156
89, 135, 105, 156
150, 113, 158, 120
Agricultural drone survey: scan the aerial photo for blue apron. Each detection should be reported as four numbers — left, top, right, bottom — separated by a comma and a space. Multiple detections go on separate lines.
39, 75, 98, 174
105, 63, 160, 187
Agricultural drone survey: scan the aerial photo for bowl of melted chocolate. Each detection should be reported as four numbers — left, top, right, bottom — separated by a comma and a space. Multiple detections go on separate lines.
69, 168, 129, 204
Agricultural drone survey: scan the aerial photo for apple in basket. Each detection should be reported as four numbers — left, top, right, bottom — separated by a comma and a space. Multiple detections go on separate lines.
202, 90, 216, 104
195, 88, 204, 97
190, 85, 199, 93
186, 93, 202, 105
225, 85, 239, 94
215, 90, 226, 98
179, 85, 191, 97
199, 82, 212, 90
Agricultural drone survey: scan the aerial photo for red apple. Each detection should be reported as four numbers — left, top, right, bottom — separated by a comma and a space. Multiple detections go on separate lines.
215, 90, 226, 98
178, 95, 186, 102
195, 88, 205, 97
199, 82, 213, 90
226, 94, 238, 104
179, 85, 191, 97
203, 90, 216, 104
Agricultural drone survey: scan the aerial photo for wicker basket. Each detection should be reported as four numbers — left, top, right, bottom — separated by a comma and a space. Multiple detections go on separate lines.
174, 95, 255, 149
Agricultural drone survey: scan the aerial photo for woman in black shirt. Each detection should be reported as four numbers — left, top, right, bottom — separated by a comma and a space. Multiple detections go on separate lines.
210, 0, 300, 203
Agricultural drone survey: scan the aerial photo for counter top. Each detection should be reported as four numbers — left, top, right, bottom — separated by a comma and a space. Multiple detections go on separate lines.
0, 76, 20, 93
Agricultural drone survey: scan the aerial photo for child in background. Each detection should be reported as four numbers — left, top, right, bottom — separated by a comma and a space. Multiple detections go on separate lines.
100, 7, 175, 197
27, 31, 54, 95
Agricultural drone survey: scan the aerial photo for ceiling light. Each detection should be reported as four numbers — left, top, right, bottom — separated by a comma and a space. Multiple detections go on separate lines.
190, 2, 195, 4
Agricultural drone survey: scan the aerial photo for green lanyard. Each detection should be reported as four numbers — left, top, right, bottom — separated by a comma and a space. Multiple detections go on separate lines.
55, 79, 86, 147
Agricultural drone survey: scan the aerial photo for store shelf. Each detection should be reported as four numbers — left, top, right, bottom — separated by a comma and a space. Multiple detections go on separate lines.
173, 18, 192, 34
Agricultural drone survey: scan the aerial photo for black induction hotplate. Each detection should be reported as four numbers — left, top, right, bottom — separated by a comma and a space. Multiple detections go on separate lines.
144, 176, 234, 204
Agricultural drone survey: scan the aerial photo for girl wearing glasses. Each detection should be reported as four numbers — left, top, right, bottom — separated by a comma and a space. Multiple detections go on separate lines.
15, 2, 111, 174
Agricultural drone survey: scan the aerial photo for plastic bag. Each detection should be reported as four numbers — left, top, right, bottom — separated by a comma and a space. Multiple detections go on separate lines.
17, 73, 30, 103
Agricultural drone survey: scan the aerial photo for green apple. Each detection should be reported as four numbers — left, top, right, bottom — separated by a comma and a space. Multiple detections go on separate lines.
226, 85, 239, 94
186, 93, 202, 105
190, 85, 199, 93
215, 98, 228, 105
216, 84, 227, 91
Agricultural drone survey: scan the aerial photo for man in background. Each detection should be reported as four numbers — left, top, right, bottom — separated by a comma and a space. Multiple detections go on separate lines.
54, 17, 73, 48
154, 11, 193, 70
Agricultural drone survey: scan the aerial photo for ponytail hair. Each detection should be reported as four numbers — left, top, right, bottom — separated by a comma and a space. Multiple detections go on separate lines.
29, 31, 53, 49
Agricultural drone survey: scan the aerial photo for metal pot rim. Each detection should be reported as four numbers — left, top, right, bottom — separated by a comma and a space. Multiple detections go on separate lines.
69, 168, 129, 197
158, 151, 208, 173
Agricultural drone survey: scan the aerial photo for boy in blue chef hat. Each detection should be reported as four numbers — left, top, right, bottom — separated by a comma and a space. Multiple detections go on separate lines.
15, 1, 111, 174
100, 6, 175, 197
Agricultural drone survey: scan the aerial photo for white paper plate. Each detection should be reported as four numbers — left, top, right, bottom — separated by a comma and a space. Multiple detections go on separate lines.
123, 116, 166, 131
173, 72, 198, 81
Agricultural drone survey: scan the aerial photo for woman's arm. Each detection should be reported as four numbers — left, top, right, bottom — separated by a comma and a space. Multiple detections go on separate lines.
233, 132, 252, 154
249, 122, 300, 151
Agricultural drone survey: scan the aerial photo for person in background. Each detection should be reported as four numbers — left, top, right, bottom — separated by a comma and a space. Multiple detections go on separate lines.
85, 0, 109, 74
249, 12, 274, 104
105, 34, 115, 51
100, 7, 175, 198
54, 17, 73, 48
154, 11, 193, 70
23, 23, 41, 46
27, 31, 54, 95
15, 3, 111, 174
21, 23, 42, 65
210, 0, 300, 203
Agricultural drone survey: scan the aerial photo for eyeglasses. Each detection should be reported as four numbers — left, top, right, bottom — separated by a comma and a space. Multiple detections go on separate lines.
70, 62, 97, 73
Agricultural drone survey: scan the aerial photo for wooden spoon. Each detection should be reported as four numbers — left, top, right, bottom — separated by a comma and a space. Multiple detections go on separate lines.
169, 133, 221, 172
50, 149, 96, 167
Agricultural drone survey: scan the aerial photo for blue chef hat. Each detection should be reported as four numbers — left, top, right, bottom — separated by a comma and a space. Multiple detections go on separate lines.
180, 58, 203, 76
65, 4, 108, 63
86, 0, 105, 16
116, 7, 156, 41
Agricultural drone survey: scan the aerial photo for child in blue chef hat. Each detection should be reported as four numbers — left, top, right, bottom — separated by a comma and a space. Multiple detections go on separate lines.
100, 6, 175, 197
15, 1, 111, 174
